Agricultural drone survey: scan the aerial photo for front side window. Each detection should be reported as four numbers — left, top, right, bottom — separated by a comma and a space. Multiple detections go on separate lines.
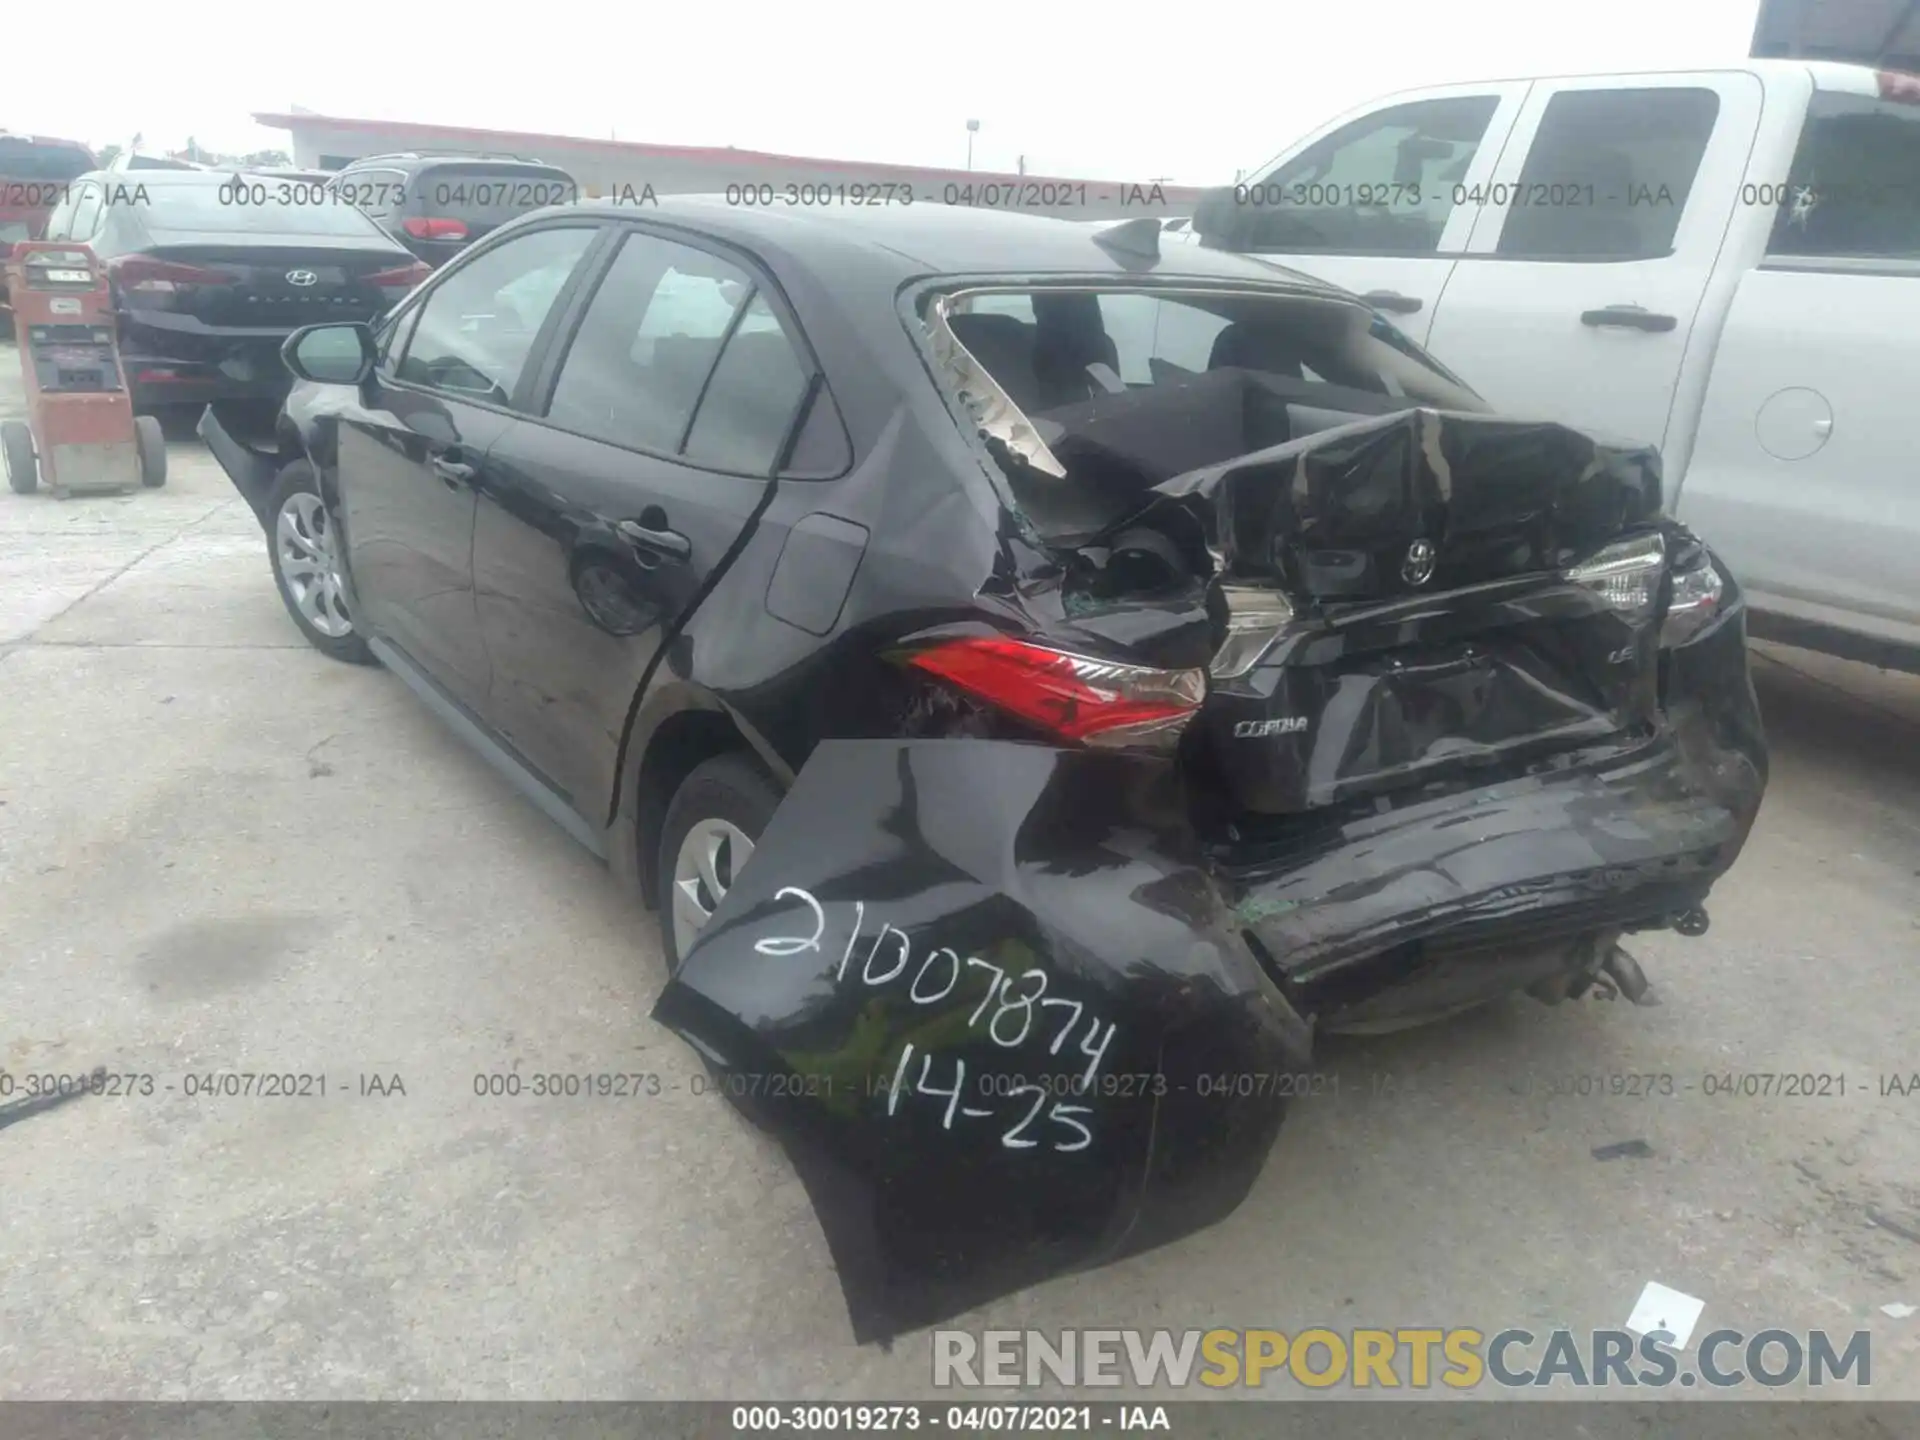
1235, 96, 1500, 256
374, 302, 422, 372
396, 225, 596, 403
1768, 85, 1920, 259
1496, 87, 1720, 259
546, 231, 812, 472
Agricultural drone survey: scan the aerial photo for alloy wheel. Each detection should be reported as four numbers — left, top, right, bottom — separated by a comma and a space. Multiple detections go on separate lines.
671, 818, 756, 959
276, 491, 354, 638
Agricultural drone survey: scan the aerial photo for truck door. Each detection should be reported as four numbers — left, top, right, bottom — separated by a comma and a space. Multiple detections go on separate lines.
1423, 72, 1764, 464
1679, 71, 1920, 651
1211, 82, 1531, 346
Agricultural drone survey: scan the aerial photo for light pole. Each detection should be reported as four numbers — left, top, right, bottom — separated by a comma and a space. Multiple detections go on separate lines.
966, 119, 980, 171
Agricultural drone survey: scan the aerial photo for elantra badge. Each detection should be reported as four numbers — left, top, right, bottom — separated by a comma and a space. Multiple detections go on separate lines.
1402, 538, 1436, 587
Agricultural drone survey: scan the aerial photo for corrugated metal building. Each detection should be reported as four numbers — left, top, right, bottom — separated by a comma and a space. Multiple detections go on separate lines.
254, 111, 1203, 220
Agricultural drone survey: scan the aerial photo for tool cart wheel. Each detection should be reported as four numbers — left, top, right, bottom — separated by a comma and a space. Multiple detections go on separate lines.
3, 421, 37, 495
136, 416, 168, 488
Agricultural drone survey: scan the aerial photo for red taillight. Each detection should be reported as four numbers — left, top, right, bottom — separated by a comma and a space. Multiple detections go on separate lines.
364, 260, 432, 290
108, 256, 233, 292
905, 636, 1206, 750
401, 217, 468, 240
1877, 70, 1920, 104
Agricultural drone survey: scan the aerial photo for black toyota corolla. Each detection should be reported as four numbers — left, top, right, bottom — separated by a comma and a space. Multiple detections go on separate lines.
200, 198, 1767, 1343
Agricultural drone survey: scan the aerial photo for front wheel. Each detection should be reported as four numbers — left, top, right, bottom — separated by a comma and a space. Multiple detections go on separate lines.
656, 753, 783, 972
267, 462, 373, 664
3, 421, 37, 495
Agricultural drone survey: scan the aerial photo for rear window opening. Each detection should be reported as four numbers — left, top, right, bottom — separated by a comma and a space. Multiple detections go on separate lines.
0, 137, 93, 183
927, 284, 1485, 544
127, 178, 396, 239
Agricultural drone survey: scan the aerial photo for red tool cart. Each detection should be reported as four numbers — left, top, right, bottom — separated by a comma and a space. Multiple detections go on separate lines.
3, 240, 165, 497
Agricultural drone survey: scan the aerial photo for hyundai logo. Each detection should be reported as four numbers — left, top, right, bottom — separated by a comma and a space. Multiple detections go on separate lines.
285, 270, 319, 287
1402, 538, 1436, 587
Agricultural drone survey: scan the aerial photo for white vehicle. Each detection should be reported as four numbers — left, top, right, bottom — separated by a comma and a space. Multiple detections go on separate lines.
1192, 61, 1920, 670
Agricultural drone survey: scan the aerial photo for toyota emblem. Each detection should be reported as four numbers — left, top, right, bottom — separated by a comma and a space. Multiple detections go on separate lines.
1402, 538, 1436, 587
286, 270, 318, 287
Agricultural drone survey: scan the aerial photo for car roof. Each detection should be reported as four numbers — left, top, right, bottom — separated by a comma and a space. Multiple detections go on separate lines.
565, 194, 1341, 293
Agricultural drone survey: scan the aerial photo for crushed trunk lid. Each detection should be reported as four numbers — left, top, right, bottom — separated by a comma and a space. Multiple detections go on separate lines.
1131, 407, 1679, 814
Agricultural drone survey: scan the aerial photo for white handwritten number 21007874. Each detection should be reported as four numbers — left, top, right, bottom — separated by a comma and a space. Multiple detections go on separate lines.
753, 886, 1115, 1152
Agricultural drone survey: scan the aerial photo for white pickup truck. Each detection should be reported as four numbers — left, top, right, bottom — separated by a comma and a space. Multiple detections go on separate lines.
1186, 61, 1920, 670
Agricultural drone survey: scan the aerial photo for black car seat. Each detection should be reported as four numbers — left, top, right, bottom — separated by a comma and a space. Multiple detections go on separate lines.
1207, 322, 1309, 380
1030, 291, 1120, 409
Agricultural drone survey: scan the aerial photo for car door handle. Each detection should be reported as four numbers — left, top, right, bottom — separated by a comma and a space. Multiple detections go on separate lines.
1361, 290, 1423, 314
1580, 305, 1677, 333
431, 456, 477, 488
617, 519, 692, 563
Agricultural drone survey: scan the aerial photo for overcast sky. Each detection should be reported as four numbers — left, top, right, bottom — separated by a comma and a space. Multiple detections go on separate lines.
15, 0, 1765, 182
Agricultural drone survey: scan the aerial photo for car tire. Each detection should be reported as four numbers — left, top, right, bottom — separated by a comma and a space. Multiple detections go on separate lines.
266, 461, 374, 665
657, 752, 784, 972
2, 421, 36, 495
153, 405, 204, 442
135, 415, 167, 488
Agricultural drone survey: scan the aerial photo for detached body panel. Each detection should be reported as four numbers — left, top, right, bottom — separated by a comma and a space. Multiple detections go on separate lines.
655, 739, 1313, 1345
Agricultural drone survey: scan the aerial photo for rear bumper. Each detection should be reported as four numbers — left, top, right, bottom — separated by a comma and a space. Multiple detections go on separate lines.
651, 597, 1766, 1342
1216, 597, 1766, 1023
119, 316, 302, 410
196, 402, 286, 527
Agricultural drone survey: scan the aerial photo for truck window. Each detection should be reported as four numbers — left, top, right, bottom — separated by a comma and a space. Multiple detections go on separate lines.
1768, 86, 1920, 259
1234, 96, 1500, 256
1496, 88, 1720, 259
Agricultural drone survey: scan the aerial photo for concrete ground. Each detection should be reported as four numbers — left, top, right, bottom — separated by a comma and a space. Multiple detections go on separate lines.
1, 342, 1917, 1403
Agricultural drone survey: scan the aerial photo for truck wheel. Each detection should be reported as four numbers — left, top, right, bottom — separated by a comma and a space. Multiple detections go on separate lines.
2, 422, 36, 495
657, 753, 784, 972
267, 461, 374, 665
135, 416, 168, 488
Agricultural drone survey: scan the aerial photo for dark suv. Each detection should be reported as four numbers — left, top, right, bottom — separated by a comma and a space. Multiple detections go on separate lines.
329, 153, 578, 268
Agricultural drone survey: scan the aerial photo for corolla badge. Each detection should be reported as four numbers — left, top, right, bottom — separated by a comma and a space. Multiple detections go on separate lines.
285, 270, 319, 287
1402, 538, 1436, 587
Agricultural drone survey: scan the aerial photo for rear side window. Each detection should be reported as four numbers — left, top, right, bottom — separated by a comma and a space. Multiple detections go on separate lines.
545, 232, 812, 473
335, 167, 407, 220
409, 166, 578, 228
1768, 86, 1920, 258
0, 138, 92, 182
1496, 88, 1720, 259
397, 225, 596, 403
682, 294, 811, 473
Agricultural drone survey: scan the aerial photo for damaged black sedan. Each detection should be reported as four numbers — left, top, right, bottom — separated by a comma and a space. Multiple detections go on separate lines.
200, 199, 1767, 1344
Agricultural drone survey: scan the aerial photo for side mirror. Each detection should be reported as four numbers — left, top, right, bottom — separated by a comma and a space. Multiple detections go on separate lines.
1191, 185, 1248, 250
282, 322, 375, 385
